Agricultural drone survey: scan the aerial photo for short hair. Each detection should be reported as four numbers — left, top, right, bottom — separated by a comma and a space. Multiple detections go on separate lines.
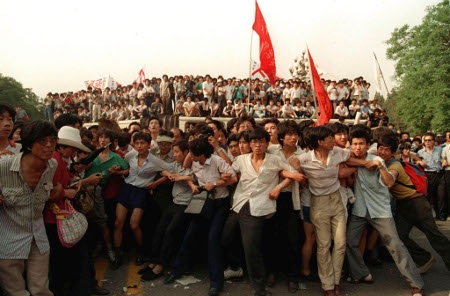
189, 137, 214, 158
88, 125, 99, 131
192, 122, 214, 137
304, 126, 333, 150
21, 120, 58, 153
423, 131, 435, 140
236, 113, 256, 129
97, 128, 117, 142
249, 127, 270, 142
349, 128, 371, 145
80, 128, 93, 141
378, 135, 399, 153
262, 117, 279, 127
371, 126, 392, 143
226, 117, 239, 133
330, 122, 349, 135
117, 132, 131, 147
173, 140, 189, 152
277, 120, 300, 146
147, 116, 163, 127
0, 104, 16, 122
238, 131, 251, 143
399, 141, 412, 151
133, 132, 152, 143
54, 113, 82, 130
227, 133, 240, 145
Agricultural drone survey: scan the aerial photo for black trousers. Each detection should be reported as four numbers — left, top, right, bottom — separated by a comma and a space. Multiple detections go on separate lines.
425, 171, 446, 219
395, 196, 450, 270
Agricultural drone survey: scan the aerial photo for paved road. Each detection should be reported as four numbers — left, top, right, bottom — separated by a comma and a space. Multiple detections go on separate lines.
96, 220, 450, 296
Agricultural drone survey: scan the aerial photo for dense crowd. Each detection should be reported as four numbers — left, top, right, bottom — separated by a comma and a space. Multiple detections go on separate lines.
1, 102, 449, 296
42, 75, 389, 129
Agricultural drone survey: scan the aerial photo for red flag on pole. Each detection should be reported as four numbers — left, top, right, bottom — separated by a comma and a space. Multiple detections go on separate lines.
252, 1, 277, 85
307, 49, 332, 126
134, 68, 146, 84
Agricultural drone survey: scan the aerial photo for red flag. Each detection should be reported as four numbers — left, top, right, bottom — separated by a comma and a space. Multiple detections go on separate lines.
252, 1, 277, 85
134, 68, 146, 84
307, 49, 332, 126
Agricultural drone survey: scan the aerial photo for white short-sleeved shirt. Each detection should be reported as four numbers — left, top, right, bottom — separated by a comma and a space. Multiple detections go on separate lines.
232, 153, 287, 216
299, 146, 350, 196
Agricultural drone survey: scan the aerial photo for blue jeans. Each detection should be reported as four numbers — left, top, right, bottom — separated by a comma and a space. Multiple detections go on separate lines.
44, 105, 53, 121
172, 197, 229, 289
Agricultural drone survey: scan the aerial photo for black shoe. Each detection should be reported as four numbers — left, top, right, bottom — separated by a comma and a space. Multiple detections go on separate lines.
110, 257, 122, 270
164, 273, 181, 285
208, 287, 221, 296
135, 255, 144, 266
301, 272, 320, 282
141, 270, 163, 282
91, 285, 110, 295
288, 281, 298, 293
138, 266, 152, 275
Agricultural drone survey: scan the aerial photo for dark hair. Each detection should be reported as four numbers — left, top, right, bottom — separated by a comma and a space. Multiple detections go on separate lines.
378, 135, 399, 153
133, 132, 152, 143
88, 125, 99, 131
305, 126, 333, 150
81, 140, 96, 152
277, 120, 300, 146
147, 116, 163, 128
80, 128, 93, 141
192, 122, 214, 137
0, 104, 16, 122
371, 126, 392, 143
54, 113, 82, 130
330, 122, 349, 135
399, 141, 412, 151
21, 120, 58, 153
173, 140, 189, 152
9, 122, 23, 140
189, 137, 214, 158
262, 117, 279, 127
249, 127, 270, 142
227, 133, 240, 145
97, 128, 118, 142
236, 113, 256, 129
423, 131, 435, 140
349, 128, 371, 145
226, 117, 239, 134
117, 132, 130, 147
238, 131, 251, 143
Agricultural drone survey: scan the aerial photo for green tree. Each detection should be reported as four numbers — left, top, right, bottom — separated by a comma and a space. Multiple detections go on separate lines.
385, 1, 450, 134
0, 73, 43, 120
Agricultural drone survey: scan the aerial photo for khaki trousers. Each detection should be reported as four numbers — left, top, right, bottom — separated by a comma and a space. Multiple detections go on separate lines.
0, 240, 52, 296
310, 190, 346, 291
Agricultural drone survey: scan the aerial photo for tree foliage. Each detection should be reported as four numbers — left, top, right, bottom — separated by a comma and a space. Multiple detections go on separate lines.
0, 73, 43, 120
385, 1, 450, 134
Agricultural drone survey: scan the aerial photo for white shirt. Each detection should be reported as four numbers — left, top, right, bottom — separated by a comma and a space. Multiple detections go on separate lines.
202, 81, 214, 99
299, 146, 350, 196
232, 153, 286, 216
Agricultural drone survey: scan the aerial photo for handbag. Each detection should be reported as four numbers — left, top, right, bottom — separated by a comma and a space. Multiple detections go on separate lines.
52, 199, 88, 248
185, 189, 215, 218
72, 184, 95, 214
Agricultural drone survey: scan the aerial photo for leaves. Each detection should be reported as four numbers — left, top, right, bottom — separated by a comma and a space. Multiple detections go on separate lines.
385, 1, 450, 134
0, 74, 43, 120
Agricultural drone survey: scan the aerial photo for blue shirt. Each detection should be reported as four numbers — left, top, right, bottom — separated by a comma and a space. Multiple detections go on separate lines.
417, 146, 443, 172
124, 152, 172, 188
352, 154, 394, 219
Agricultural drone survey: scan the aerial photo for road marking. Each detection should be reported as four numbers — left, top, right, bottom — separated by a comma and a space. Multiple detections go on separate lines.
95, 256, 108, 287
125, 254, 143, 295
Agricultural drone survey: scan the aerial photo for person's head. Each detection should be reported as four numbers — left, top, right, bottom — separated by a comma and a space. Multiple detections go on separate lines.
172, 140, 189, 164
277, 120, 300, 148
249, 127, 270, 156
57, 126, 91, 159
147, 116, 162, 134
189, 136, 214, 162
370, 126, 392, 144
117, 132, 131, 149
128, 122, 141, 134
227, 117, 239, 134
236, 114, 256, 133
192, 122, 214, 139
330, 122, 349, 149
170, 127, 184, 143
133, 132, 152, 155
97, 128, 117, 148
80, 128, 93, 142
54, 113, 82, 130
401, 132, 410, 141
0, 104, 16, 139
262, 118, 280, 144
361, 99, 369, 106
156, 131, 174, 156
399, 141, 412, 157
305, 126, 334, 150
238, 131, 252, 154
227, 133, 241, 158
9, 123, 23, 142
377, 135, 399, 163
349, 129, 372, 158
21, 120, 58, 160
422, 132, 435, 149
305, 100, 311, 107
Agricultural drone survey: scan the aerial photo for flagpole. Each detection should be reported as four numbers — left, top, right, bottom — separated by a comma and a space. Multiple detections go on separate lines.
306, 45, 318, 118
373, 52, 400, 128
248, 27, 254, 110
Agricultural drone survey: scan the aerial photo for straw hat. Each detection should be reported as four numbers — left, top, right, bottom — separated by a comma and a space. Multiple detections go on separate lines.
58, 126, 91, 153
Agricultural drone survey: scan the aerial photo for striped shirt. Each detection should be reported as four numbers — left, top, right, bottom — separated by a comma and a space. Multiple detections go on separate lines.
0, 153, 57, 259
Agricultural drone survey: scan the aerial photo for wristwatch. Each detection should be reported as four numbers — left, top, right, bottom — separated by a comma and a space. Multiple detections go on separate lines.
213, 181, 217, 187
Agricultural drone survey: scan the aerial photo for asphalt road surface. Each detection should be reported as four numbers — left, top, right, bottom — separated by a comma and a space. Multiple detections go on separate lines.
96, 220, 450, 296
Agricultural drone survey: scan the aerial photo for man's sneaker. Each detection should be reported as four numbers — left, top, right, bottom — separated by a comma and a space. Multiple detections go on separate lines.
224, 267, 243, 279
418, 256, 436, 274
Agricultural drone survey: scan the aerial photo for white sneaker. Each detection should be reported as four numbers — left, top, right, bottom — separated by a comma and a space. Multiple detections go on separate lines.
224, 267, 243, 279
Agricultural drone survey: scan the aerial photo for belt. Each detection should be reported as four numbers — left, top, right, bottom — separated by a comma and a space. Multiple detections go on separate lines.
398, 193, 424, 201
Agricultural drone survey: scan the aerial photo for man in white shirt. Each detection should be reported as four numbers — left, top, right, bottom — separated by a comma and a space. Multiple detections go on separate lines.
281, 99, 296, 118
203, 75, 215, 104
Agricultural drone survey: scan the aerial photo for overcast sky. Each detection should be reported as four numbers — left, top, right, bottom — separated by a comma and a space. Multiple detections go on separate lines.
0, 0, 440, 98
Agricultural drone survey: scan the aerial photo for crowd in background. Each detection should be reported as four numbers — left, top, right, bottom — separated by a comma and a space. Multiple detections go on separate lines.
1, 101, 449, 296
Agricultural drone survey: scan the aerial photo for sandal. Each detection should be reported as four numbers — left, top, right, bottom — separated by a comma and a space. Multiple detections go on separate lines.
346, 274, 374, 284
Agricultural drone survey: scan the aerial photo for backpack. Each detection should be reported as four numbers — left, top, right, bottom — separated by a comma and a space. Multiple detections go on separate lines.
388, 158, 428, 197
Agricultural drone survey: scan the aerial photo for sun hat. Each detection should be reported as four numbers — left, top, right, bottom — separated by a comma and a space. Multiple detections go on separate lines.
156, 135, 174, 143
58, 126, 91, 153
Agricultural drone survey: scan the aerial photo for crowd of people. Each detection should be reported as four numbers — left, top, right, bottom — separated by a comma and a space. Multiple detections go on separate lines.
42, 75, 388, 128
1, 101, 450, 296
